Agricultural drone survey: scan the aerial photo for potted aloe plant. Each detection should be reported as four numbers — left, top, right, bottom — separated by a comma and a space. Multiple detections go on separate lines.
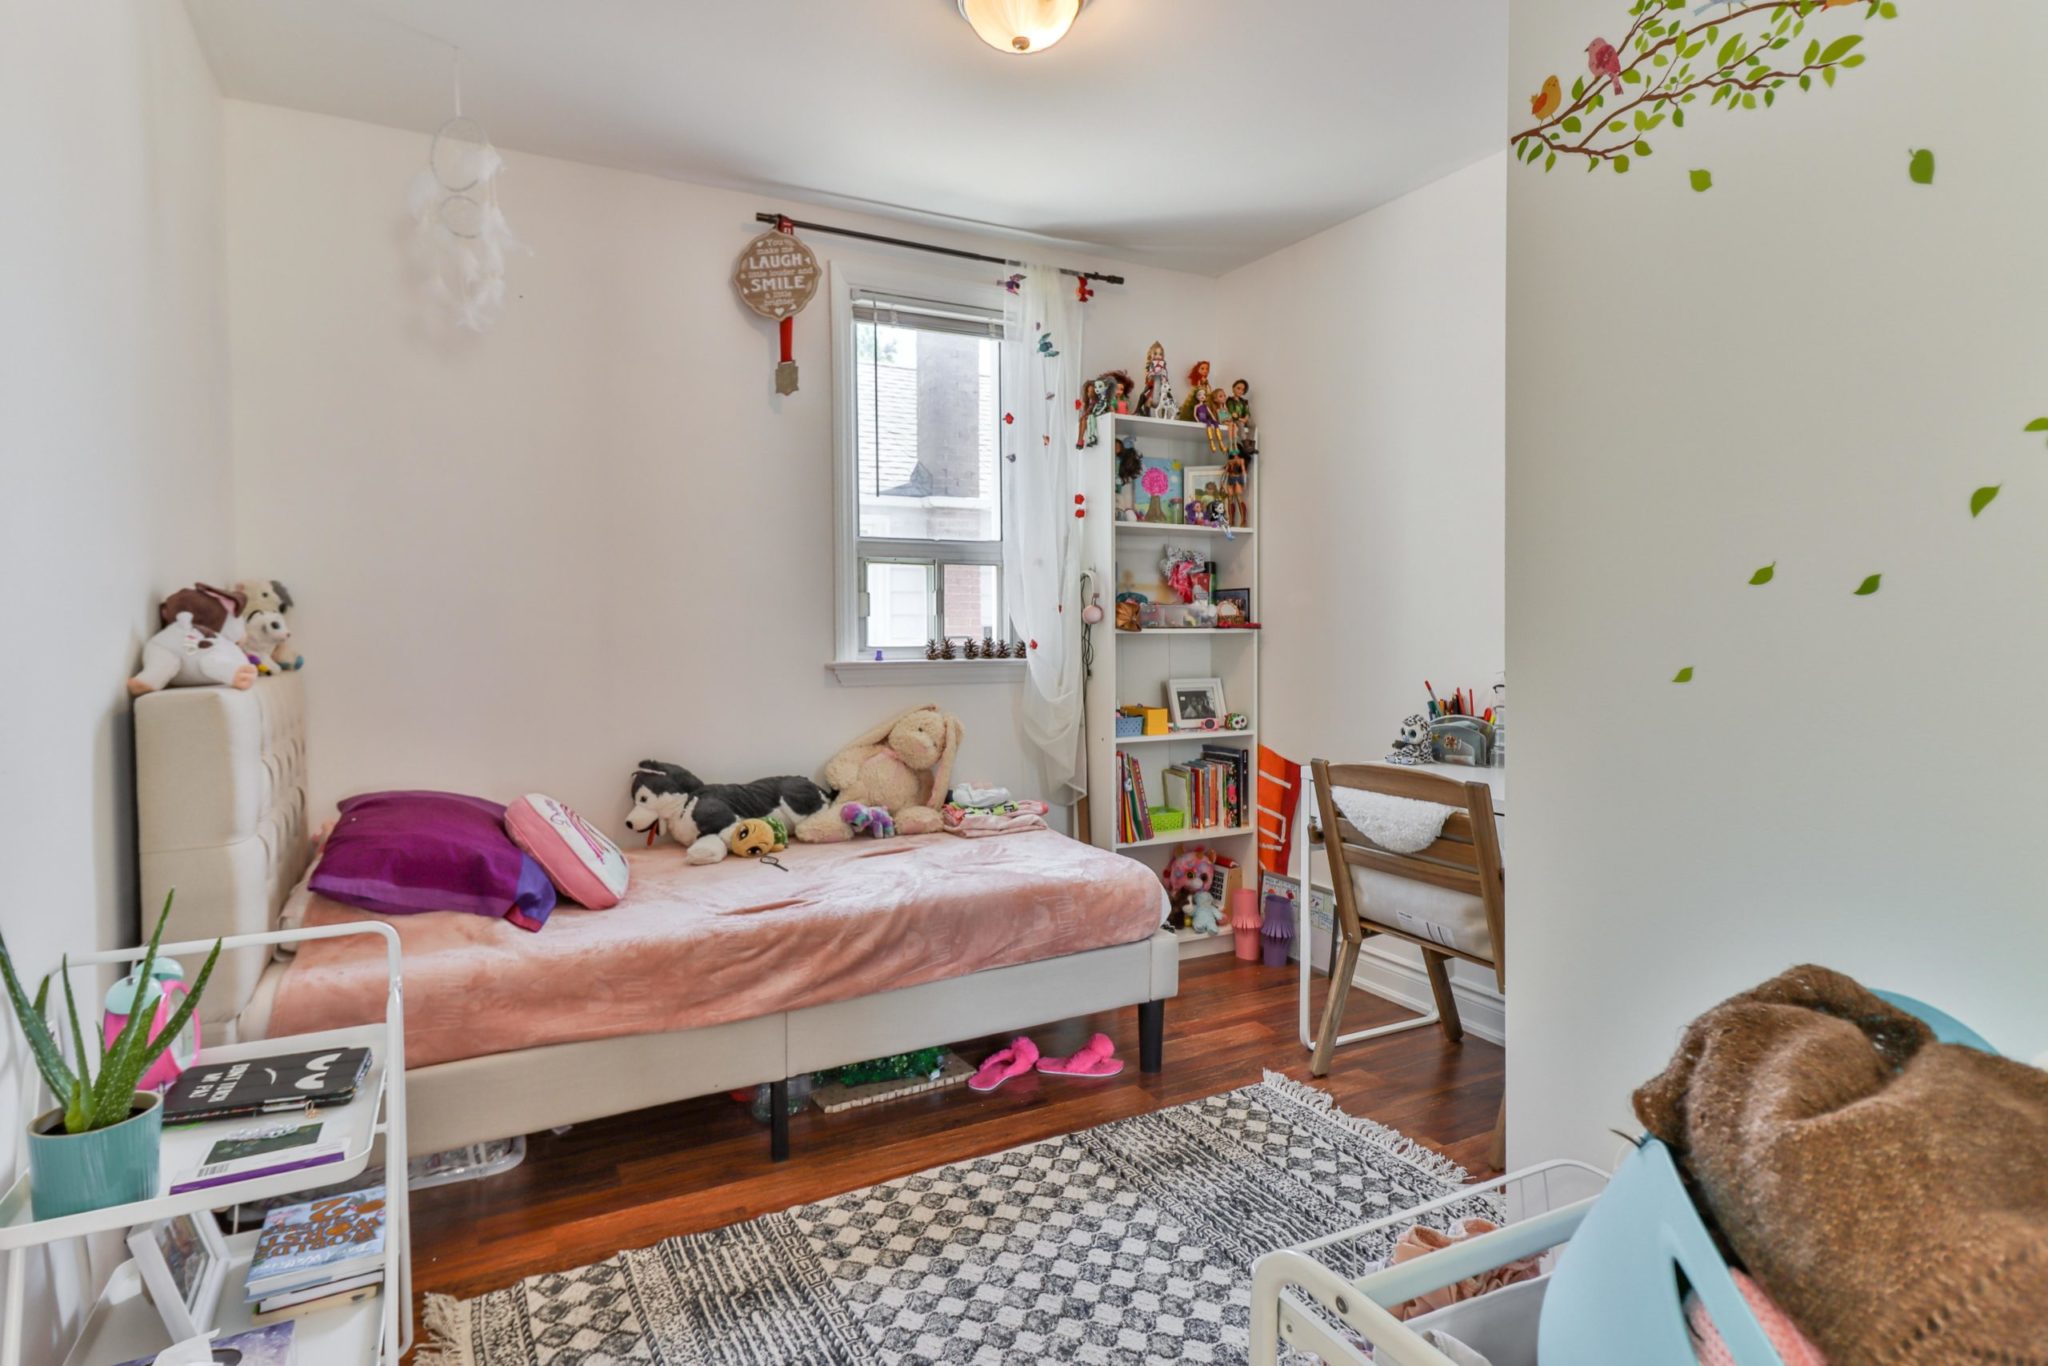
0, 891, 219, 1219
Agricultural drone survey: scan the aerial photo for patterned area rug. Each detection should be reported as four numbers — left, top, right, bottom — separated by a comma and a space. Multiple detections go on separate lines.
421, 1073, 1484, 1366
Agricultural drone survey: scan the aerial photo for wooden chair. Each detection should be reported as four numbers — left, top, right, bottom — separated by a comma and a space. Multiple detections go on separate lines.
1306, 760, 1506, 1165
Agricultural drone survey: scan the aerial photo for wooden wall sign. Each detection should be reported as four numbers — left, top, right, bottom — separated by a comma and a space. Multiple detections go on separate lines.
734, 225, 819, 395
732, 229, 819, 320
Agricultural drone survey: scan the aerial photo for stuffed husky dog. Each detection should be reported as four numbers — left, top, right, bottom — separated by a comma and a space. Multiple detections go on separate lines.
626, 760, 833, 865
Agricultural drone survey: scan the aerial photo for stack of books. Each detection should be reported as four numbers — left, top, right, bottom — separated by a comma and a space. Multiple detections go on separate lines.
164, 1046, 372, 1124
1161, 745, 1250, 830
243, 1185, 388, 1323
116, 1322, 295, 1366
1117, 751, 1155, 843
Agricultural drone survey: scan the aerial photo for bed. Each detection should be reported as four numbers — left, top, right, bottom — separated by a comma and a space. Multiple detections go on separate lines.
135, 676, 1177, 1158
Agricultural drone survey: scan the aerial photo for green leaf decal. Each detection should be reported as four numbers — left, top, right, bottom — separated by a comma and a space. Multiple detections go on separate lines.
1818, 34, 1863, 64
1908, 148, 1934, 184
2024, 417, 2048, 433
1749, 562, 1776, 585
1853, 574, 1883, 596
1970, 485, 2001, 517
1672, 667, 1695, 684
1613, 155, 1631, 174
1690, 169, 1713, 192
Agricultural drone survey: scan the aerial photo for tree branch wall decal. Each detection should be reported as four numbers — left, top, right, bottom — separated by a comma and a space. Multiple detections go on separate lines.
1512, 0, 1900, 177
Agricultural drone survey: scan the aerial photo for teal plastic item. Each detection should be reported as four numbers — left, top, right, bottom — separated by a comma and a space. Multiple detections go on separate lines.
1538, 1139, 1778, 1364
1537, 993, 1997, 1364
1873, 989, 1996, 1053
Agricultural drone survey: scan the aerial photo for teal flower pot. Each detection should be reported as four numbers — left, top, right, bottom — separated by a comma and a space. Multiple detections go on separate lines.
27, 1092, 162, 1220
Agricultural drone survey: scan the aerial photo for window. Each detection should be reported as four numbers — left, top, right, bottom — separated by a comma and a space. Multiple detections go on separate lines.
833, 269, 1016, 665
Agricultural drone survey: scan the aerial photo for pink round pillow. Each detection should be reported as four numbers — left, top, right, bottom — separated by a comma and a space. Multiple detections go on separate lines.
505, 794, 630, 909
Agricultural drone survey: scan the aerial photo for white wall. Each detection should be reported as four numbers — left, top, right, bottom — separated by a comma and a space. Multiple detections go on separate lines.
0, 1, 233, 1357
222, 101, 1223, 832
1220, 156, 1507, 1015
1220, 155, 1506, 767
1507, 2, 2048, 1166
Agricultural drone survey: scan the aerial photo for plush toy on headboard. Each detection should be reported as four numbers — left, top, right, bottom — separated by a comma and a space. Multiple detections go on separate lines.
236, 579, 303, 670
129, 612, 258, 695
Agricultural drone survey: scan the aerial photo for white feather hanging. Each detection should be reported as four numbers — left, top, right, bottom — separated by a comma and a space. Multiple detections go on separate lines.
408, 95, 524, 331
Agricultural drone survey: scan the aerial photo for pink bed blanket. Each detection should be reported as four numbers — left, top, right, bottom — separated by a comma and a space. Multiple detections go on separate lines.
263, 831, 1163, 1068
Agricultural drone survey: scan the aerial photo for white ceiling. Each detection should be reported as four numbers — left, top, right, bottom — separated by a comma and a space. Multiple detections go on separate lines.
184, 0, 1508, 277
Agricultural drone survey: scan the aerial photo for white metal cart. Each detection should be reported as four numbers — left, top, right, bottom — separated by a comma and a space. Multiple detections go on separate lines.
1252, 1160, 1609, 1366
1, 923, 411, 1366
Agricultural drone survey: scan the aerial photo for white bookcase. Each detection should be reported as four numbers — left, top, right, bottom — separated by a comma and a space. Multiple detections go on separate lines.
1, 923, 412, 1366
1083, 414, 1260, 960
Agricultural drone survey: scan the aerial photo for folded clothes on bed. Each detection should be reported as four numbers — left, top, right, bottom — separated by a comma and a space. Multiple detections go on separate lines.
1634, 964, 2048, 1365
942, 800, 1049, 837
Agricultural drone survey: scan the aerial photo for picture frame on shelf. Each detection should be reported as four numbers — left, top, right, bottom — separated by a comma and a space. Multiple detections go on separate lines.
1136, 454, 1183, 524
1182, 465, 1228, 525
1213, 587, 1252, 627
127, 1210, 228, 1340
1166, 677, 1227, 730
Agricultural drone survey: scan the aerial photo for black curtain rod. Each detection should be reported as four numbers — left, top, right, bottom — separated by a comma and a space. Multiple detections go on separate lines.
753, 212, 1125, 286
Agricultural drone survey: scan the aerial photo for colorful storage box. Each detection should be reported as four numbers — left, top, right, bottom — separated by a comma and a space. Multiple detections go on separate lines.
1115, 713, 1144, 738
1149, 808, 1187, 832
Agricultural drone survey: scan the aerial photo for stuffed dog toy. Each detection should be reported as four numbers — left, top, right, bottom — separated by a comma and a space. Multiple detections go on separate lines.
236, 579, 303, 670
626, 761, 833, 865
794, 704, 962, 843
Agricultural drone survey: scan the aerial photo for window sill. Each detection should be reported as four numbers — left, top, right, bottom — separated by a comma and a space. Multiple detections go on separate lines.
827, 658, 1028, 687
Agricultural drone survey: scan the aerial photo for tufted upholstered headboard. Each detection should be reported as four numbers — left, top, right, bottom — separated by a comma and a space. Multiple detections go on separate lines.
135, 673, 309, 1027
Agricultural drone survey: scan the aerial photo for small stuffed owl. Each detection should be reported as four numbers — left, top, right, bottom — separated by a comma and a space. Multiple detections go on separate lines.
1387, 714, 1435, 767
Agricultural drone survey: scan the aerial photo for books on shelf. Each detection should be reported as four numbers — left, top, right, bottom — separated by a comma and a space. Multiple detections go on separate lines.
114, 1322, 295, 1366
163, 1047, 371, 1125
245, 1185, 387, 1304
1158, 746, 1250, 831
170, 1120, 347, 1194
1117, 750, 1155, 844
251, 1272, 383, 1322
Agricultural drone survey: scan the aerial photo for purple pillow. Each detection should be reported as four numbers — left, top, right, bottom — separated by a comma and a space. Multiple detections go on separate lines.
310, 791, 556, 931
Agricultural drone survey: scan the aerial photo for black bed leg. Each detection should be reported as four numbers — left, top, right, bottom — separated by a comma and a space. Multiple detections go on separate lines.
1138, 1000, 1165, 1074
769, 1079, 790, 1162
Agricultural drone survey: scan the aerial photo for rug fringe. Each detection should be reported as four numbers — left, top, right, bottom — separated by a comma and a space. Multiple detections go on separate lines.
1257, 1070, 1472, 1186
415, 1291, 474, 1366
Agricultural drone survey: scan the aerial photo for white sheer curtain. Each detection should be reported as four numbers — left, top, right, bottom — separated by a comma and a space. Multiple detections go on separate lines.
1002, 267, 1087, 803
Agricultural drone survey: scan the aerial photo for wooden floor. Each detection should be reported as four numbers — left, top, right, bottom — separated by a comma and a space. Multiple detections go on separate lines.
406, 953, 1503, 1310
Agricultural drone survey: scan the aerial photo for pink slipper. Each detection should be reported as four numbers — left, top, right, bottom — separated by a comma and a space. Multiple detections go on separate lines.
969, 1036, 1041, 1093
1036, 1032, 1124, 1078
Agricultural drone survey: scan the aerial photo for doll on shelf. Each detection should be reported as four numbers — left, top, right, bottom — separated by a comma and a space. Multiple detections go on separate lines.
1224, 379, 1253, 455
1138, 341, 1175, 418
1108, 370, 1136, 415
1224, 450, 1249, 526
1176, 360, 1211, 422
1195, 387, 1228, 453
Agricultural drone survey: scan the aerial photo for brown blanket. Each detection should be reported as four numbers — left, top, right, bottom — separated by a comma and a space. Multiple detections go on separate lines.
1634, 965, 2048, 1365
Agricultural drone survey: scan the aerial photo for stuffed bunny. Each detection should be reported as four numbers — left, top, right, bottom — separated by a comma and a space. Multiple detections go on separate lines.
794, 704, 963, 843
129, 612, 258, 696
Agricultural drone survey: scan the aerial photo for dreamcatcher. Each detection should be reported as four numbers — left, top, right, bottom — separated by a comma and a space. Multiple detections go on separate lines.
406, 58, 522, 331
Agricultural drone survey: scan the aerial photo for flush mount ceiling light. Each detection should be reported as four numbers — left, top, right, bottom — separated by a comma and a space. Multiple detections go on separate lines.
957, 0, 1085, 54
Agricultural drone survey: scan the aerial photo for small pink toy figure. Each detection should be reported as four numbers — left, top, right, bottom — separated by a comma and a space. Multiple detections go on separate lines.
1586, 37, 1622, 93
1231, 888, 1263, 961
102, 959, 200, 1091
